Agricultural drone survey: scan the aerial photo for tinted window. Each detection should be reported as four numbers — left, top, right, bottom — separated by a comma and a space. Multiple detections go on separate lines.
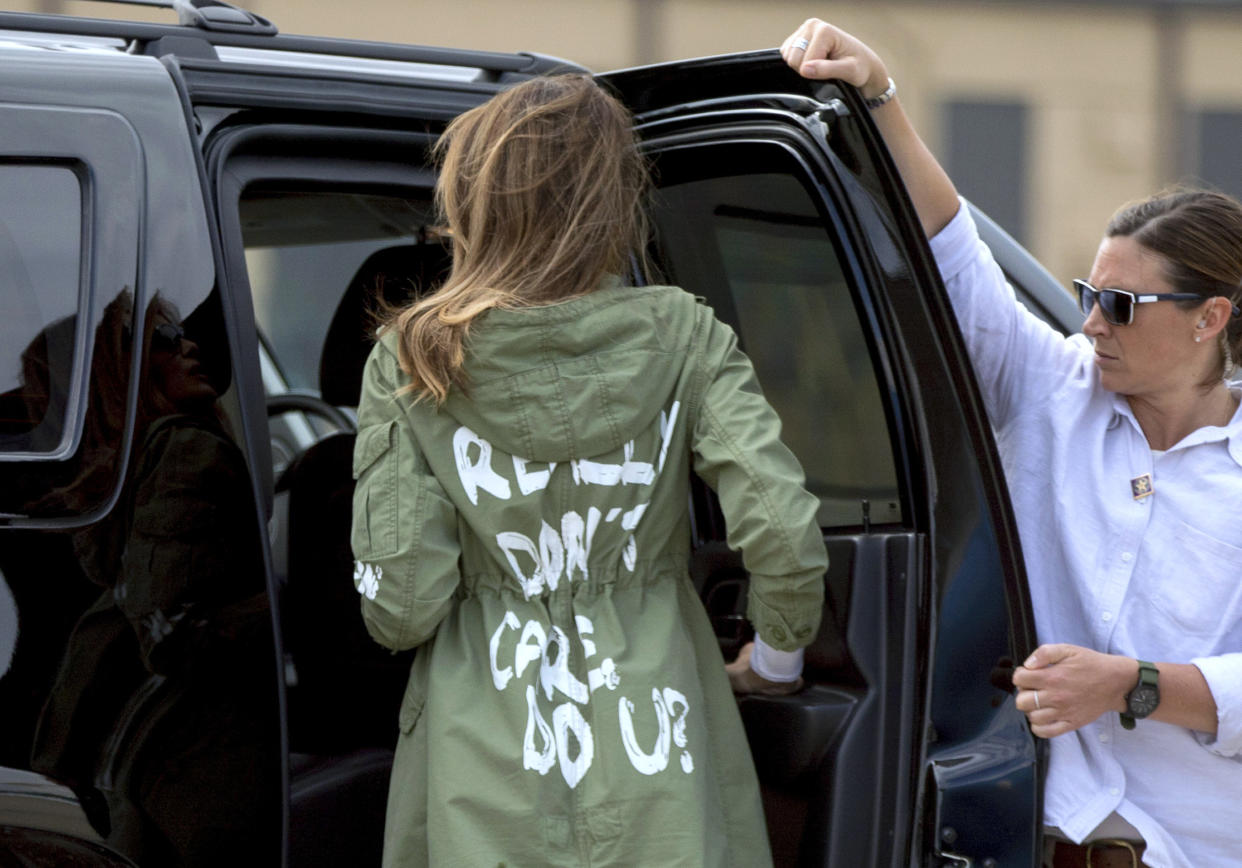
0, 164, 83, 460
650, 158, 901, 528
244, 190, 435, 393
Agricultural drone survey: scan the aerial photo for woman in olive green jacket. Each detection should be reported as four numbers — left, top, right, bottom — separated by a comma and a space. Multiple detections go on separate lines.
351, 74, 826, 868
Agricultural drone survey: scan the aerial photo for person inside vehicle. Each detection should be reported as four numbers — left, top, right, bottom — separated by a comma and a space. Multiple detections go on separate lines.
780, 18, 1240, 868
349, 73, 827, 867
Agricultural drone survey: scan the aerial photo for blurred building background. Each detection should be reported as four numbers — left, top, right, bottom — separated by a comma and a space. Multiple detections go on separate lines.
19, 0, 1242, 285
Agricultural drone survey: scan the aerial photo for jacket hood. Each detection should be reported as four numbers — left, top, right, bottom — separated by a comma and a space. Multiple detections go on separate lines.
380, 281, 702, 463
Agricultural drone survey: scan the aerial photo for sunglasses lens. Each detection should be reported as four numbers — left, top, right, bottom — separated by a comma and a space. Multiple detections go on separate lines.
1100, 289, 1129, 324
152, 323, 184, 353
1075, 282, 1129, 325
1076, 282, 1094, 317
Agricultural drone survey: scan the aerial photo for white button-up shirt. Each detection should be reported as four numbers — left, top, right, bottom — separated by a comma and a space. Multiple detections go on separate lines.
931, 202, 1242, 868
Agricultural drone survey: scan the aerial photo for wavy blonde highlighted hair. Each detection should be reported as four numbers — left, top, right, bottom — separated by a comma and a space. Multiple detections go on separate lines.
386, 74, 650, 404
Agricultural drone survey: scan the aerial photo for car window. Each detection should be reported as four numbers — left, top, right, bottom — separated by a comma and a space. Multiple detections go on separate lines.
0, 164, 84, 462
244, 190, 431, 392
230, 176, 432, 768
650, 160, 902, 529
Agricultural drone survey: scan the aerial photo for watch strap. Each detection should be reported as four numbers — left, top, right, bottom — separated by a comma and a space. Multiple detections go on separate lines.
1120, 659, 1158, 730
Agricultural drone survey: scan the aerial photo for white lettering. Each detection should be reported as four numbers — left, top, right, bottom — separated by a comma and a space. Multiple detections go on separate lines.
572, 457, 622, 486
619, 689, 671, 775
553, 703, 594, 789
538, 521, 565, 592
664, 687, 693, 773
620, 502, 648, 532
514, 619, 546, 678
588, 658, 620, 693
623, 536, 638, 572
453, 426, 511, 505
523, 685, 556, 775
561, 508, 599, 584
657, 401, 680, 472
513, 456, 555, 496
540, 626, 589, 704
353, 561, 382, 600
496, 531, 544, 599
575, 615, 597, 658
621, 440, 655, 485
488, 610, 520, 691
570, 440, 655, 488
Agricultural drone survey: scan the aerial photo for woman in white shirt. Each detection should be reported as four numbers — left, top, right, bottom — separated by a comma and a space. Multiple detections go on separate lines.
781, 18, 1242, 868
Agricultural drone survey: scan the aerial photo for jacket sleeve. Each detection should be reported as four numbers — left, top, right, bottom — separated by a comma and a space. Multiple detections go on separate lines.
690, 313, 826, 653
351, 343, 462, 651
930, 198, 1089, 430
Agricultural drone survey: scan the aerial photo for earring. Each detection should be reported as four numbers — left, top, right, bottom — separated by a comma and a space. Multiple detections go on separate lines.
1195, 335, 1203, 343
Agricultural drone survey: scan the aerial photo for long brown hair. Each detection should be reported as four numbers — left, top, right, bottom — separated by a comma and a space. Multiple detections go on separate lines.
1107, 188, 1242, 383
386, 74, 650, 404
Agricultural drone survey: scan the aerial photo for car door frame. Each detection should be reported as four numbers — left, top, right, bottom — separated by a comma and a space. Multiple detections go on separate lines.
603, 51, 1044, 868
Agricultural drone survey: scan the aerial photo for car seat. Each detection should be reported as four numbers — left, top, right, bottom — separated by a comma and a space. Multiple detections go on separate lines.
279, 241, 448, 863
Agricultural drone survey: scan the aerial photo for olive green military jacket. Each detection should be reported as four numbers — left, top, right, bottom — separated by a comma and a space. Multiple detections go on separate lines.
351, 282, 826, 868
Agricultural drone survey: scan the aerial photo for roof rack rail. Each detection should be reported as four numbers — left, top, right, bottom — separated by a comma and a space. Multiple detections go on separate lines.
100, 0, 277, 35
0, 6, 586, 80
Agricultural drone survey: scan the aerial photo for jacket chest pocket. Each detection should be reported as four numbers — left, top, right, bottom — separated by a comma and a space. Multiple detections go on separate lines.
352, 419, 400, 560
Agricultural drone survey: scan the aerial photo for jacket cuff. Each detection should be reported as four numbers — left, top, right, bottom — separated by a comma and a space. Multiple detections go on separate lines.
751, 636, 803, 682
1191, 654, 1242, 756
746, 569, 822, 652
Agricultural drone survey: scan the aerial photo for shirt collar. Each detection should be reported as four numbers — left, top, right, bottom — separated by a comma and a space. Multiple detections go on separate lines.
1108, 386, 1242, 467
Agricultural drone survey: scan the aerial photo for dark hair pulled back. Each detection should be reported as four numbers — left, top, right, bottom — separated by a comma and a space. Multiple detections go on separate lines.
1107, 188, 1242, 382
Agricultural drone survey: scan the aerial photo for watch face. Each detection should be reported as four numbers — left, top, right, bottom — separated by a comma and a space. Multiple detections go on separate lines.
1129, 685, 1160, 718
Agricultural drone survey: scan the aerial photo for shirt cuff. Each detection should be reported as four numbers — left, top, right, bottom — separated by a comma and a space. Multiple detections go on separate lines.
751, 636, 804, 683
1191, 654, 1242, 756
927, 196, 978, 285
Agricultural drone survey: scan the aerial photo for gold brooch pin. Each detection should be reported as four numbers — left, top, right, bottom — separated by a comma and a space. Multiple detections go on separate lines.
1130, 473, 1153, 500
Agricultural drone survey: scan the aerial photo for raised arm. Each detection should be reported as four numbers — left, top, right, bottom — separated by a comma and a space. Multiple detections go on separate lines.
781, 18, 959, 238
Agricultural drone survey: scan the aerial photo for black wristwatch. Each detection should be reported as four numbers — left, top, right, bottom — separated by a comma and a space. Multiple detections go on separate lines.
1120, 660, 1159, 730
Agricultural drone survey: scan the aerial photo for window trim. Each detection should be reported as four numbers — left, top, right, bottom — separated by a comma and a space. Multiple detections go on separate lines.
0, 104, 142, 526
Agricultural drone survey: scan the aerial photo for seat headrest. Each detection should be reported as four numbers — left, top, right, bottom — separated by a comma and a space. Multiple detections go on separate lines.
319, 243, 450, 407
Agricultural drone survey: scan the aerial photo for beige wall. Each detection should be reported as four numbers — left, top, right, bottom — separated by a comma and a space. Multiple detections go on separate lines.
13, 1, 1242, 284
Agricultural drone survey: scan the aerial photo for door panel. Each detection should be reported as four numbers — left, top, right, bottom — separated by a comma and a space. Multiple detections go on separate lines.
0, 51, 281, 866
207, 125, 448, 866
621, 55, 1041, 867
644, 136, 926, 865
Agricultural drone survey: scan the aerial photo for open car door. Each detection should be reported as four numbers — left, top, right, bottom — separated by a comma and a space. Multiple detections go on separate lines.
602, 52, 1043, 868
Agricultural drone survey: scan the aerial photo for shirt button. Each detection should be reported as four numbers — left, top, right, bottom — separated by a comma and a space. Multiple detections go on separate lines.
1099, 732, 1111, 744
1121, 552, 1133, 562
1101, 612, 1113, 622
1110, 787, 1120, 797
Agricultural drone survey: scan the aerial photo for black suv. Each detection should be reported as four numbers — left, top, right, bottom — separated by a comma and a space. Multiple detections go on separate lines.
0, 2, 1082, 866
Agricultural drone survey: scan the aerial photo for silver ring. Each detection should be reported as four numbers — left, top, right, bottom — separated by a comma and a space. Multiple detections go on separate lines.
1033, 690, 1041, 710
793, 37, 810, 52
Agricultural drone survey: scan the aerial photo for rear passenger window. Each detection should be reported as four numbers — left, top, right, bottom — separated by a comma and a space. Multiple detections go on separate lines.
650, 150, 902, 528
0, 164, 84, 461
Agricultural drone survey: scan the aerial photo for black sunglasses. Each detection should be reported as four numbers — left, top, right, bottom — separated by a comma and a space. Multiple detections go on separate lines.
151, 322, 187, 354
1073, 279, 1209, 326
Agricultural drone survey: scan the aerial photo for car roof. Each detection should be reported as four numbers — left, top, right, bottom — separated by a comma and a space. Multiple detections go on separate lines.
0, 1, 586, 85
